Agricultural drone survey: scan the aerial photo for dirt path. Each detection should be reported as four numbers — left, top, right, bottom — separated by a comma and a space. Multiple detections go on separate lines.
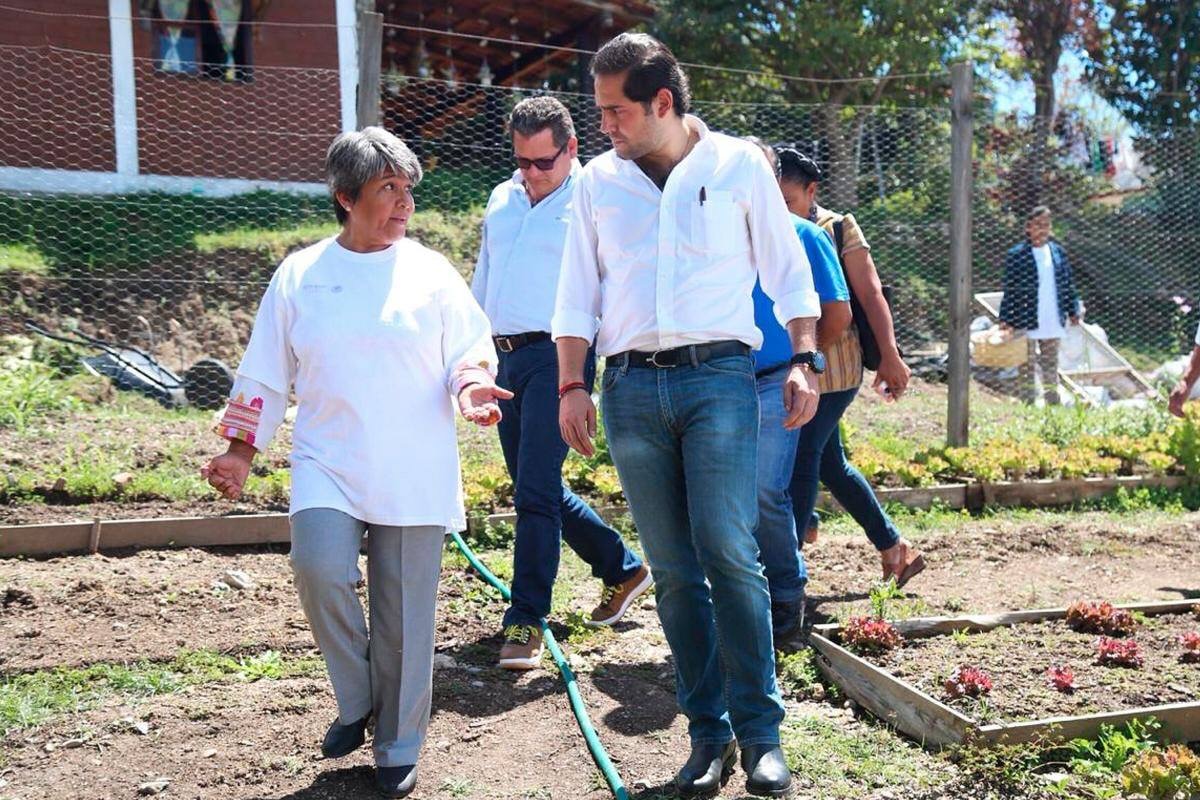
2, 510, 1198, 799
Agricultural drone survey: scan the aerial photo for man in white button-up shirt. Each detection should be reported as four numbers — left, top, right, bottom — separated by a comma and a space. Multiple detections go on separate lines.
552, 34, 821, 799
471, 97, 650, 672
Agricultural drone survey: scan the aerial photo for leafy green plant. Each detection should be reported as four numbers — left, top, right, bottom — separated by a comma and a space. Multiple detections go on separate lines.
1169, 406, 1200, 478
1120, 744, 1200, 799
869, 579, 905, 619
1067, 718, 1160, 776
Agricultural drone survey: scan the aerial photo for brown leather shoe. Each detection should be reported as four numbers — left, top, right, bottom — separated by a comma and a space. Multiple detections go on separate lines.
587, 564, 653, 627
881, 539, 926, 589
498, 624, 543, 670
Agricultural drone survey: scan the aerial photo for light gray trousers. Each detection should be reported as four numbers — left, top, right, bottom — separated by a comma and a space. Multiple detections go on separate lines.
289, 508, 444, 767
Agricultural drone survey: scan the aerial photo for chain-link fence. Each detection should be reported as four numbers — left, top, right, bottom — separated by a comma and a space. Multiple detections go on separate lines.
2, 7, 1197, 443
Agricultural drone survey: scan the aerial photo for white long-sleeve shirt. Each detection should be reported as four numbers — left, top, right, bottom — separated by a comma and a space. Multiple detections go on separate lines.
551, 115, 820, 356
215, 236, 496, 531
471, 161, 580, 335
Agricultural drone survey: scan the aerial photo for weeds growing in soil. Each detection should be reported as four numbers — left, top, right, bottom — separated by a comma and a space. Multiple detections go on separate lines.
0, 648, 323, 734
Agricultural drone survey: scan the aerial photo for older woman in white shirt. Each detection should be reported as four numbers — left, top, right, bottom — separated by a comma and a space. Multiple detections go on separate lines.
201, 127, 508, 799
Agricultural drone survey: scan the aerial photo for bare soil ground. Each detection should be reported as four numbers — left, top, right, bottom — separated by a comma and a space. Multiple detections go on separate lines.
2, 508, 1198, 799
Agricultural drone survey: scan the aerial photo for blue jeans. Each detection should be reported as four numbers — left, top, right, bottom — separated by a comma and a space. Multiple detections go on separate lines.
790, 387, 901, 554
752, 365, 808, 603
497, 340, 643, 629
601, 352, 784, 748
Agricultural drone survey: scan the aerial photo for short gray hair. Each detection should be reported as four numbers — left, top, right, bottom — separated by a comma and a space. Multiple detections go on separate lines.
325, 127, 423, 224
508, 97, 575, 148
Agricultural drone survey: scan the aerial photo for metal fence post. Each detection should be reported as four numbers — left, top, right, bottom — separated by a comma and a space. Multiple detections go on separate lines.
356, 11, 383, 129
948, 61, 974, 447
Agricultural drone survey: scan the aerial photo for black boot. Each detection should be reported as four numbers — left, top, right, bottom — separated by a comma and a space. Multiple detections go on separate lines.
375, 764, 417, 798
320, 714, 368, 759
741, 744, 792, 797
771, 595, 806, 645
675, 740, 736, 799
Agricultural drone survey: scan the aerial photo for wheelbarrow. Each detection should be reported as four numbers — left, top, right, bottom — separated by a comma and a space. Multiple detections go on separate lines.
23, 320, 234, 410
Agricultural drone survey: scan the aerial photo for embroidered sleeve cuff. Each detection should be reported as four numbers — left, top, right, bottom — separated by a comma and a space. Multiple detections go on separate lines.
214, 392, 266, 449
551, 309, 599, 342
772, 288, 822, 327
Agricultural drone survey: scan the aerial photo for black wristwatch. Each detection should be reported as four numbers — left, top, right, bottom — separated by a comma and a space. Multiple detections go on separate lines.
789, 351, 826, 374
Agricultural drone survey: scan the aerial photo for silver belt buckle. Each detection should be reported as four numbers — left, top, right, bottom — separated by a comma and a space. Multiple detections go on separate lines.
648, 348, 677, 368
496, 337, 514, 353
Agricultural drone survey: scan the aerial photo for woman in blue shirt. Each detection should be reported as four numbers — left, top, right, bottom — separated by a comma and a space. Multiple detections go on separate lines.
745, 138, 850, 641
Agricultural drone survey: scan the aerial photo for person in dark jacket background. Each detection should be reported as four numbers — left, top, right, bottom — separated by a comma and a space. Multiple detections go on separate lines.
998, 205, 1081, 405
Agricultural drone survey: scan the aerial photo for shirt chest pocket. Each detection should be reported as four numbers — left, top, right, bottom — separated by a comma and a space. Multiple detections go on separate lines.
689, 190, 747, 256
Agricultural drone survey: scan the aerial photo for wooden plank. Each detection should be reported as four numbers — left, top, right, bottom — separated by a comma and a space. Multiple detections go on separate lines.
983, 476, 1184, 509
980, 702, 1200, 746
821, 483, 968, 512
865, 599, 1200, 640
87, 517, 102, 554
813, 600, 1200, 749
811, 632, 974, 748
0, 521, 93, 557
0, 515, 290, 557
97, 515, 290, 550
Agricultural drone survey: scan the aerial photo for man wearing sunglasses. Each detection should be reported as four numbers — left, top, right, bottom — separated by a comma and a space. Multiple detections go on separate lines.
471, 96, 650, 672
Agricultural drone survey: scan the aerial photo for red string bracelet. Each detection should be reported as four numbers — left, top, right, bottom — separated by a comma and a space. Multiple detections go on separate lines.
558, 381, 588, 399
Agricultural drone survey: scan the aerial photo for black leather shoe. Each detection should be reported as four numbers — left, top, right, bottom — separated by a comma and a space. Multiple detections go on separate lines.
320, 714, 368, 759
771, 596, 806, 644
675, 740, 736, 799
375, 764, 417, 798
741, 744, 792, 797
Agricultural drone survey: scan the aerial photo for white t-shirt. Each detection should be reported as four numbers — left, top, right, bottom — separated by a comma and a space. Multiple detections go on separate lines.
1027, 244, 1065, 340
220, 236, 496, 531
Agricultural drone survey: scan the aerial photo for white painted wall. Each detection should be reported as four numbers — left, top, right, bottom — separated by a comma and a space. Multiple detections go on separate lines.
0, 167, 326, 197
0, 1, 347, 196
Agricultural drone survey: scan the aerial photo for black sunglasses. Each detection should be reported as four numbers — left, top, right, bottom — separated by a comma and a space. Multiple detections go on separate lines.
515, 142, 567, 171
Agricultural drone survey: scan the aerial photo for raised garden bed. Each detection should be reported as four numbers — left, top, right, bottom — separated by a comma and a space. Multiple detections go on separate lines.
811, 599, 1200, 748
0, 474, 1192, 557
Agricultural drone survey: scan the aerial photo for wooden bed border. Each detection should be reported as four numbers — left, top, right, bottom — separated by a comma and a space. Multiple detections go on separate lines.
810, 599, 1200, 749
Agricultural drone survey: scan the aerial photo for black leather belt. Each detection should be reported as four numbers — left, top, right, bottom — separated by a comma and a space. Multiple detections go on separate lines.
614, 340, 750, 369
493, 331, 550, 353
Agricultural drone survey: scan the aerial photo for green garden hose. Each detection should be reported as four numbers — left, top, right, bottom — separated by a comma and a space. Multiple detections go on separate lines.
449, 531, 630, 800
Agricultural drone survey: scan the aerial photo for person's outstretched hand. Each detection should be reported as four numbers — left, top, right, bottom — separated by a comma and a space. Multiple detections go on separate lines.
459, 382, 513, 427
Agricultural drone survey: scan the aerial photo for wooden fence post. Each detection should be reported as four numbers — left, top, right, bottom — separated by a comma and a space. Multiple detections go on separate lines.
948, 60, 974, 447
356, 11, 383, 129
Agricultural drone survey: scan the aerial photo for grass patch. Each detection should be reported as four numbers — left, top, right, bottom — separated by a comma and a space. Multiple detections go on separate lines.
194, 221, 339, 260
0, 361, 79, 430
781, 713, 952, 798
0, 648, 324, 734
0, 243, 49, 275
